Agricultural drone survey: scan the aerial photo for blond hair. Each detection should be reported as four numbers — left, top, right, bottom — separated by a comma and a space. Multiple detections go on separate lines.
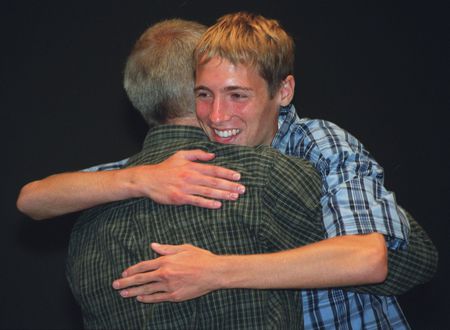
194, 12, 294, 97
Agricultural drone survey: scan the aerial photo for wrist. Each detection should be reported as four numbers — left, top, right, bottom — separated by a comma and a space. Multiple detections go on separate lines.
213, 255, 234, 289
214, 254, 257, 289
113, 167, 147, 199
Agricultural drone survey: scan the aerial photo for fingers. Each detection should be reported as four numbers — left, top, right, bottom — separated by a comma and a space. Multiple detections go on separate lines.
179, 150, 242, 182
185, 177, 245, 197
151, 242, 187, 256
182, 195, 222, 209
162, 150, 245, 207
193, 162, 242, 182
113, 243, 191, 282
120, 258, 159, 278
113, 271, 156, 290
183, 163, 245, 196
174, 175, 245, 206
177, 149, 216, 162
171, 177, 245, 207
191, 165, 245, 188
115, 281, 184, 303
118, 281, 167, 299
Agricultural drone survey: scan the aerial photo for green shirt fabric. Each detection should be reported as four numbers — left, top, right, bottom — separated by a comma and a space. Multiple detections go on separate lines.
66, 125, 438, 329
66, 125, 324, 329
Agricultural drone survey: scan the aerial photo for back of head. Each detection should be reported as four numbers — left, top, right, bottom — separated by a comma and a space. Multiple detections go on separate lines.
194, 12, 294, 97
124, 19, 207, 126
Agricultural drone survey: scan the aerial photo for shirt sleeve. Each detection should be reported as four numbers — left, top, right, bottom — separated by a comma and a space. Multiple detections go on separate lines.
299, 120, 410, 249
81, 158, 129, 172
349, 207, 438, 295
264, 144, 437, 296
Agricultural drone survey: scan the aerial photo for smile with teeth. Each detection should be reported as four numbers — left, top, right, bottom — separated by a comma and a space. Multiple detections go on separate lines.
214, 128, 241, 138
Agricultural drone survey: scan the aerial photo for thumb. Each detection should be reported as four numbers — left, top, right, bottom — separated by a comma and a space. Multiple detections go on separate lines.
151, 242, 185, 256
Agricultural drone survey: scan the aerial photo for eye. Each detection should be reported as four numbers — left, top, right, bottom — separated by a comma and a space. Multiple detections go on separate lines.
230, 93, 248, 100
195, 90, 211, 99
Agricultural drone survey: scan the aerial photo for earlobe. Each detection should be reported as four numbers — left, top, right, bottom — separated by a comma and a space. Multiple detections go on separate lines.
279, 75, 295, 106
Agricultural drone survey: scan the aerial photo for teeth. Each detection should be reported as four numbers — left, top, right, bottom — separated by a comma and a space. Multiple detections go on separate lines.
214, 129, 240, 138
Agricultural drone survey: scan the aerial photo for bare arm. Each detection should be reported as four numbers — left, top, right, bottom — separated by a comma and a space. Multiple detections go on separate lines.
112, 233, 387, 303
17, 170, 135, 220
17, 150, 245, 220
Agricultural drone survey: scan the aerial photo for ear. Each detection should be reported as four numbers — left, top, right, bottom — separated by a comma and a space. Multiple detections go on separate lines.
278, 75, 295, 106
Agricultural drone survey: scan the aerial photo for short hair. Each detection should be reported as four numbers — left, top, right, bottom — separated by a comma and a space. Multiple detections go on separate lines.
194, 12, 294, 98
124, 19, 207, 126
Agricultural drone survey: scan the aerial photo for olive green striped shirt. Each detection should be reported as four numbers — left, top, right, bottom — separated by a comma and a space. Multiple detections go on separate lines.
66, 125, 438, 329
67, 125, 324, 329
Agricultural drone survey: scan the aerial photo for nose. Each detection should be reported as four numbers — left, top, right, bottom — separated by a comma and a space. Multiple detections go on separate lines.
209, 97, 230, 124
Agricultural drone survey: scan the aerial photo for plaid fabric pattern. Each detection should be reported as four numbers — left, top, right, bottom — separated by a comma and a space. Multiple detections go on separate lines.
354, 209, 438, 296
272, 105, 438, 329
301, 208, 438, 330
273, 105, 410, 246
67, 125, 326, 329
80, 112, 438, 329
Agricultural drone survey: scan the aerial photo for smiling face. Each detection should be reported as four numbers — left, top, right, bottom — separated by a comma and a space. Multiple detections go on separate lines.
195, 57, 292, 147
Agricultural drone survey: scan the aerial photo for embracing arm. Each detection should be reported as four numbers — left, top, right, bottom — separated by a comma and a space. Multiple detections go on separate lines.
294, 120, 438, 295
109, 132, 437, 301
113, 217, 438, 302
111, 207, 438, 302
112, 233, 388, 303
17, 169, 135, 220
111, 169, 437, 301
17, 150, 245, 220
110, 148, 391, 302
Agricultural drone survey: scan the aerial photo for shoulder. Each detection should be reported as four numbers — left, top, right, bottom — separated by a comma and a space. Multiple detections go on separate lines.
292, 118, 368, 157
257, 146, 321, 193
72, 198, 153, 234
295, 118, 353, 143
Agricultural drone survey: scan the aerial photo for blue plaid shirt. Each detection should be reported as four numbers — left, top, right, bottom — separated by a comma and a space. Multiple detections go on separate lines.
272, 105, 409, 329
86, 105, 410, 329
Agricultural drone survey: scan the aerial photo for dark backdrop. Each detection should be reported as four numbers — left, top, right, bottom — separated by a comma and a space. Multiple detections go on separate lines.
1, 1, 448, 329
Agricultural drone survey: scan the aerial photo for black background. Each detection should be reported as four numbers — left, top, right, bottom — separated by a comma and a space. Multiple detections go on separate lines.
1, 1, 448, 329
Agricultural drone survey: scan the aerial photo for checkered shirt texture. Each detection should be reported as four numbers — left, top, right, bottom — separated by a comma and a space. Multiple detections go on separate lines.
67, 125, 325, 329
80, 116, 438, 329
272, 105, 438, 329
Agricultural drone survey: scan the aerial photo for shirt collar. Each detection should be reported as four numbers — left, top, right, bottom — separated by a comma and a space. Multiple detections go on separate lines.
272, 104, 298, 148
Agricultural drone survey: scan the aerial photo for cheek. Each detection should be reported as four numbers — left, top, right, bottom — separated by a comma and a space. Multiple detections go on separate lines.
227, 101, 251, 121
195, 102, 210, 120
248, 105, 277, 140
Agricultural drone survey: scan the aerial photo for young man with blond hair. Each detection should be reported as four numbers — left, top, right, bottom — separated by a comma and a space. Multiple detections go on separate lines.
18, 12, 437, 330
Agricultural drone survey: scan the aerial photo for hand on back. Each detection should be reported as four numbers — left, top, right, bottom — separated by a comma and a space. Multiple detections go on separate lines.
129, 149, 245, 209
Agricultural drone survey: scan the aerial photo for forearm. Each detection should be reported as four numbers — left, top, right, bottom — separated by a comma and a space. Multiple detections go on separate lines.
17, 169, 138, 220
216, 233, 387, 290
114, 234, 388, 302
17, 151, 246, 220
219, 222, 437, 296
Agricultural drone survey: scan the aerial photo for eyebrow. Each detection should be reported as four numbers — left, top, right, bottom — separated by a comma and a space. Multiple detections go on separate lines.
194, 85, 253, 93
224, 86, 252, 92
193, 86, 208, 93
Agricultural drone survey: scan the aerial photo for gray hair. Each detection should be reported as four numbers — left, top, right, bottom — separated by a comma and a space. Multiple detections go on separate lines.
124, 19, 207, 126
